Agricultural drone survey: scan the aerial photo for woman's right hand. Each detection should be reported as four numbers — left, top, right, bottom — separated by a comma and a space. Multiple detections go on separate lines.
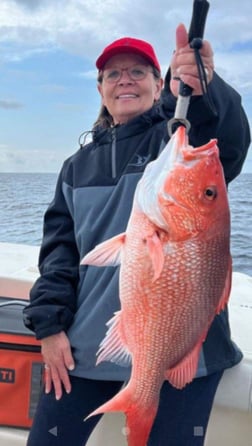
41, 331, 75, 400
170, 23, 214, 97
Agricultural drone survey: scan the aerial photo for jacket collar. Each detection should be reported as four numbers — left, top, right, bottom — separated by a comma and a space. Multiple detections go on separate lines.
93, 104, 164, 144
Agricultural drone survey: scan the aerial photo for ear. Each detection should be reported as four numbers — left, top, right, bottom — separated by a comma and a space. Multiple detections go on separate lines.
154, 77, 164, 101
97, 83, 104, 102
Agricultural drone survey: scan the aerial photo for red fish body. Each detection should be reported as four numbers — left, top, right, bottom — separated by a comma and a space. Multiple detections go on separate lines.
81, 126, 232, 446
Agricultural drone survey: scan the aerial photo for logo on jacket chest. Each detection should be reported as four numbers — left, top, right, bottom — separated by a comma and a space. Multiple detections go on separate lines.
128, 154, 152, 168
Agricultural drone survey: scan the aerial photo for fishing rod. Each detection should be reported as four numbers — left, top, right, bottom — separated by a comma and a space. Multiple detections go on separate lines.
168, 0, 210, 136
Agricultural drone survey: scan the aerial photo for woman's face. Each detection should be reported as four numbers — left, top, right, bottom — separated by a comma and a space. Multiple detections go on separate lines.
98, 53, 163, 125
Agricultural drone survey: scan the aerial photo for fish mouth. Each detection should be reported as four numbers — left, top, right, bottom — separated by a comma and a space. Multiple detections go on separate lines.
169, 126, 219, 167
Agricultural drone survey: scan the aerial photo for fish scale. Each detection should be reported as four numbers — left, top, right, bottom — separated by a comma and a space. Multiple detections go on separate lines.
82, 126, 232, 446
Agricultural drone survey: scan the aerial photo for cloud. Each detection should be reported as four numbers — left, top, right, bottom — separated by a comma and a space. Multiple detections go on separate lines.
1, 0, 252, 91
13, 0, 50, 10
0, 99, 24, 109
0, 145, 70, 173
1, 44, 56, 64
1, 0, 251, 55
214, 49, 252, 94
78, 70, 97, 80
0, 0, 251, 173
40, 83, 68, 94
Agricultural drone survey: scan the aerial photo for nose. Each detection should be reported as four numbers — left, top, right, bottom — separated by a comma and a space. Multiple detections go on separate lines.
118, 69, 134, 84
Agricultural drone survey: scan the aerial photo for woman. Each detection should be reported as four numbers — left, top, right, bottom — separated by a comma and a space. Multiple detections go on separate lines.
24, 24, 250, 446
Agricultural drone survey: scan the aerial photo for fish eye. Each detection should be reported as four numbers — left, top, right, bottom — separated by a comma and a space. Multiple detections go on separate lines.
204, 186, 217, 200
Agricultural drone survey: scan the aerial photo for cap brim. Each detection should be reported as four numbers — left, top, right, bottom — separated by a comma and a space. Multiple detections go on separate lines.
96, 46, 158, 71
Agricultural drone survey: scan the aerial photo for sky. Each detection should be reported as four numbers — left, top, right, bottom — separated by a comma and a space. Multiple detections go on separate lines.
0, 0, 252, 174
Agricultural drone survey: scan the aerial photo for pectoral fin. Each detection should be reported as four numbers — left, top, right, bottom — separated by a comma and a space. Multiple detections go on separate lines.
81, 233, 126, 266
146, 232, 165, 282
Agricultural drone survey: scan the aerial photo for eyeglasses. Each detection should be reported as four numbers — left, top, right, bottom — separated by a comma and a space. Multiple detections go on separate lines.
101, 65, 153, 84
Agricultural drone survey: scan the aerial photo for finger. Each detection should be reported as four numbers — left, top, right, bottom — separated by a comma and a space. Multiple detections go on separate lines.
60, 345, 75, 394
45, 362, 71, 400
179, 72, 210, 95
177, 64, 203, 79
170, 77, 180, 98
44, 364, 52, 394
179, 74, 199, 93
41, 332, 75, 399
176, 23, 189, 51
50, 365, 64, 400
200, 40, 214, 60
61, 339, 75, 372
51, 350, 74, 397
58, 366, 72, 396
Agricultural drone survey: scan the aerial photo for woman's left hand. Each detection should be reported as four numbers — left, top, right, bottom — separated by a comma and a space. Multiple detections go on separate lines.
170, 23, 214, 97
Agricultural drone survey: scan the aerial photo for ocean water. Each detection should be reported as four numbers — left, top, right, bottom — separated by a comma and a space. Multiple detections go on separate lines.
0, 172, 251, 276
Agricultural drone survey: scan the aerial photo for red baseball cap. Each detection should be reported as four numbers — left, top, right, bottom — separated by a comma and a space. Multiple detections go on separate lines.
96, 37, 161, 72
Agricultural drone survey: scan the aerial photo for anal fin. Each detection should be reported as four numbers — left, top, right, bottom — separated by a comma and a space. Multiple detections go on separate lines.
165, 335, 205, 389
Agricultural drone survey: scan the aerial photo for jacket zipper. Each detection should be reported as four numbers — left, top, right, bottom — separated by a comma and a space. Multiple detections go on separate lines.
0, 342, 41, 353
111, 127, 117, 179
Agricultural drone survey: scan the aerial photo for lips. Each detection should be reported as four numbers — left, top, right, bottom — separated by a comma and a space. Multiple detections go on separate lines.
116, 94, 139, 99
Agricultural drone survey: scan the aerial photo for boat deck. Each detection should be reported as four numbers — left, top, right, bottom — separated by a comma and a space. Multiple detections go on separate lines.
0, 242, 251, 445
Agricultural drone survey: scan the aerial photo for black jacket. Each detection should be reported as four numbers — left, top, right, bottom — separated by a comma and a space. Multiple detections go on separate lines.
23, 72, 250, 381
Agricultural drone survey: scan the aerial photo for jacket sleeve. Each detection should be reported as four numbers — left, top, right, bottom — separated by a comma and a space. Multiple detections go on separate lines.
160, 69, 251, 183
23, 164, 80, 340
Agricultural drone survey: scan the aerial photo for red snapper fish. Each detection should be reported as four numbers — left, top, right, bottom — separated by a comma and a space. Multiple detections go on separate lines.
81, 126, 232, 446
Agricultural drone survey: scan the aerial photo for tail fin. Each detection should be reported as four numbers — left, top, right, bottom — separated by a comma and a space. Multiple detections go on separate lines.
85, 385, 158, 446
125, 406, 158, 446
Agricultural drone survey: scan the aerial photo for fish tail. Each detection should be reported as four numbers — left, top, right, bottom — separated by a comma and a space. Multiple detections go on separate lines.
125, 405, 158, 446
84, 387, 127, 421
84, 385, 158, 446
